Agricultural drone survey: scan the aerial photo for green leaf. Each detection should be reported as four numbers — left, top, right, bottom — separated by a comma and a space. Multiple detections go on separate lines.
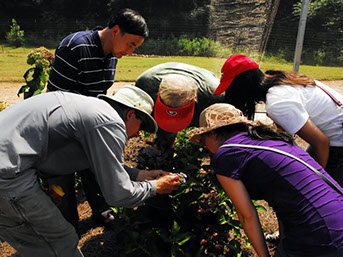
172, 220, 180, 233
255, 205, 268, 213
178, 235, 191, 245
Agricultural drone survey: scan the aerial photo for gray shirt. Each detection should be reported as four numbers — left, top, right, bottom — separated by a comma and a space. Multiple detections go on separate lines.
0, 91, 156, 207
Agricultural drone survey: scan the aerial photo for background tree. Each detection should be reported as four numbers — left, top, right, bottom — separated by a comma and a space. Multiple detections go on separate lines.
294, 0, 343, 65
6, 19, 24, 47
266, 0, 343, 66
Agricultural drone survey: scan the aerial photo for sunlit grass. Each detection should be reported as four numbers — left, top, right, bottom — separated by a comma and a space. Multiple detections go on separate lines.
115, 56, 225, 81
1, 45, 342, 83
0, 45, 55, 82
258, 60, 343, 81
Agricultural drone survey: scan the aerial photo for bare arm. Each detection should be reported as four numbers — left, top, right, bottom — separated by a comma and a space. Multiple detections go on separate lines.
217, 175, 271, 257
295, 118, 330, 168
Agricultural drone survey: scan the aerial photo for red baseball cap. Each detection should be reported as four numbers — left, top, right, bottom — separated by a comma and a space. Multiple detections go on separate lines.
213, 54, 259, 95
154, 92, 195, 133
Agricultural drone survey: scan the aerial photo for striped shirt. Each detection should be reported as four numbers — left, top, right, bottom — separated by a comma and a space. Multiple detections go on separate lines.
47, 27, 118, 97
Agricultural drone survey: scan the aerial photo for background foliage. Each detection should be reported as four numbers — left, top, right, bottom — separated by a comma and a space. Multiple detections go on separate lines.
267, 0, 343, 66
5, 19, 24, 47
1, 0, 342, 66
112, 129, 254, 256
0, 101, 9, 112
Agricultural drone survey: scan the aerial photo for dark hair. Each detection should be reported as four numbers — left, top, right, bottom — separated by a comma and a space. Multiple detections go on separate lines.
108, 8, 149, 38
263, 70, 316, 90
224, 68, 265, 120
214, 123, 294, 144
223, 68, 316, 120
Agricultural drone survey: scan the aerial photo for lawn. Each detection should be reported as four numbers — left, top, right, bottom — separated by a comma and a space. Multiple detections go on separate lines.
1, 45, 343, 83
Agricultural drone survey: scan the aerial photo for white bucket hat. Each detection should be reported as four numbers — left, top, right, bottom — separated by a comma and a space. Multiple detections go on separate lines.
98, 85, 158, 134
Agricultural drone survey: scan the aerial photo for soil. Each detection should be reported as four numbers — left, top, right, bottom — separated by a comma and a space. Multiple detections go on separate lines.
1, 80, 343, 257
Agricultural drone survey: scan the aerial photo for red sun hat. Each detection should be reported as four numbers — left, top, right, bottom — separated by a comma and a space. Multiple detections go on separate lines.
213, 54, 259, 95
154, 92, 195, 133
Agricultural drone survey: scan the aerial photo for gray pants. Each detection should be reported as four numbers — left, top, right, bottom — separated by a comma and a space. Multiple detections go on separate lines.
0, 185, 83, 257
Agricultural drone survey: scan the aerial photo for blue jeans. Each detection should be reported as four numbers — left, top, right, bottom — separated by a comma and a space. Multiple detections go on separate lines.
0, 185, 83, 257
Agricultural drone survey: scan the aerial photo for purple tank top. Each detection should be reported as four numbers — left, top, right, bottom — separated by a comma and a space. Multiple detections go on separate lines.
213, 133, 343, 256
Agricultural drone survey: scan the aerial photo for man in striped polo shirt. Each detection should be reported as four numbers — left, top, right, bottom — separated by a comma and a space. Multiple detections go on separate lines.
47, 8, 147, 96
46, 8, 149, 232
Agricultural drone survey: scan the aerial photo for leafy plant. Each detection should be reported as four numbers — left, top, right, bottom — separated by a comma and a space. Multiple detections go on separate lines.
0, 101, 9, 112
113, 129, 253, 256
17, 47, 54, 99
6, 19, 25, 47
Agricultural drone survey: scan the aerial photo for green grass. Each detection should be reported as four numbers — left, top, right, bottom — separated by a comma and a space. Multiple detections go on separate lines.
1, 45, 343, 83
0, 45, 38, 82
114, 56, 225, 81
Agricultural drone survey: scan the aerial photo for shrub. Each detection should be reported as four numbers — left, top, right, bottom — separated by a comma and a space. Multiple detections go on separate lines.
135, 35, 228, 57
177, 35, 223, 57
0, 101, 9, 112
6, 19, 25, 47
112, 129, 264, 256
17, 47, 54, 99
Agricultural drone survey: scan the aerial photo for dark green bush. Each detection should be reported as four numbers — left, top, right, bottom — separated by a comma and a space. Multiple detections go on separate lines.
112, 129, 261, 256
136, 35, 226, 57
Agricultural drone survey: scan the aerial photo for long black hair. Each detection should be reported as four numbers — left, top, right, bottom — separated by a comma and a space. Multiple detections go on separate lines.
224, 68, 265, 120
263, 70, 316, 90
224, 69, 315, 120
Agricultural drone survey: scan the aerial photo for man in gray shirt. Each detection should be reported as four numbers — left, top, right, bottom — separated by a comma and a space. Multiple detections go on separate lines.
0, 85, 180, 257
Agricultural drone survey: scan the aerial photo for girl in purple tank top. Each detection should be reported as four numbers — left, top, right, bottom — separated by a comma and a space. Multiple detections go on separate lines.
187, 103, 343, 257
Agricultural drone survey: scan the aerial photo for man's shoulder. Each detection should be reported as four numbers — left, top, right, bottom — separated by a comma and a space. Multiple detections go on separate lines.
58, 92, 123, 124
59, 30, 100, 49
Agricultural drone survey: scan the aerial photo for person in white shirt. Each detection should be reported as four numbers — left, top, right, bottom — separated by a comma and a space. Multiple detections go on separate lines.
213, 54, 343, 186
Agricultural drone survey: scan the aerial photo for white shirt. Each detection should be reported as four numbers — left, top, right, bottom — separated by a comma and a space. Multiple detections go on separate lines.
266, 80, 343, 146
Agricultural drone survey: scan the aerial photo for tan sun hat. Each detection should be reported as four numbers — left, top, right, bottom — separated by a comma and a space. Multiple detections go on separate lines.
98, 85, 158, 134
187, 103, 253, 146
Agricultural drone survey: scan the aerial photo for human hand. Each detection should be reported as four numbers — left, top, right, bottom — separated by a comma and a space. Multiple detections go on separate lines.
136, 169, 170, 181
155, 174, 180, 194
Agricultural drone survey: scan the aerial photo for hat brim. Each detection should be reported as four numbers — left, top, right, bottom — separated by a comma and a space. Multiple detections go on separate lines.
187, 126, 218, 146
154, 94, 195, 133
213, 77, 234, 95
187, 120, 254, 146
98, 94, 158, 134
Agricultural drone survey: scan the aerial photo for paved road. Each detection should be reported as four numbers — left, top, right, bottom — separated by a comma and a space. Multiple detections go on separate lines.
0, 82, 133, 106
1, 80, 343, 110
